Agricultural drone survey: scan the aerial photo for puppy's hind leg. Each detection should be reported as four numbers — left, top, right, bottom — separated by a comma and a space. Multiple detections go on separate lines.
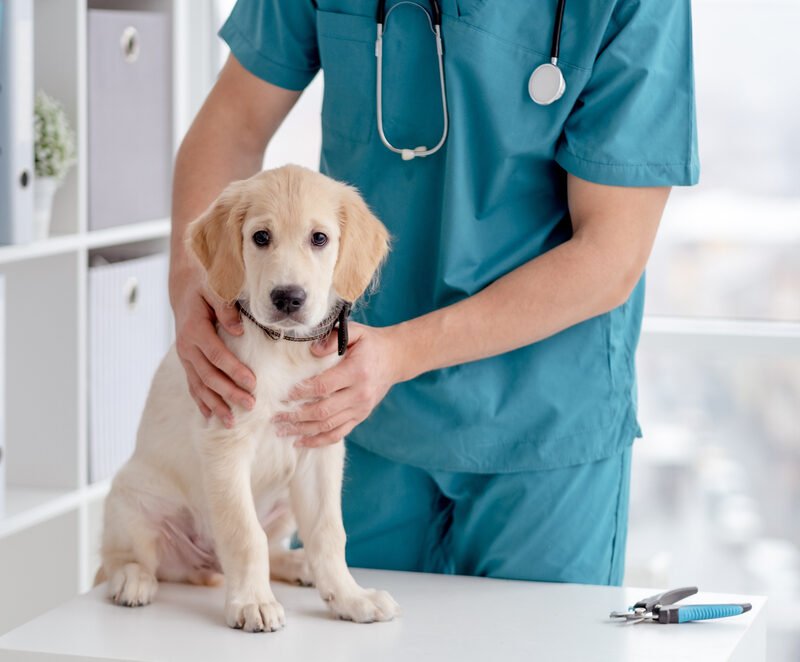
270, 548, 315, 587
265, 510, 314, 587
101, 487, 160, 607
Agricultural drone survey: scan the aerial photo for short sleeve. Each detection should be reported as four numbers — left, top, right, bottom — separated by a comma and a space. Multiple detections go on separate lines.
218, 0, 320, 91
555, 0, 700, 187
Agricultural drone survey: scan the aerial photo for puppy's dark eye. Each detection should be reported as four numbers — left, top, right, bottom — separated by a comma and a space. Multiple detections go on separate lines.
252, 230, 271, 247
311, 232, 328, 247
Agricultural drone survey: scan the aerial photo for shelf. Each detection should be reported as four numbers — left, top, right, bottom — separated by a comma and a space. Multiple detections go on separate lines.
0, 0, 214, 635
85, 219, 172, 251
0, 480, 110, 540
0, 219, 171, 266
0, 234, 83, 265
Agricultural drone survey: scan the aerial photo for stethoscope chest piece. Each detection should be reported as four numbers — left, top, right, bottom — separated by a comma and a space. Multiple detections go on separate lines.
529, 0, 568, 106
529, 62, 566, 106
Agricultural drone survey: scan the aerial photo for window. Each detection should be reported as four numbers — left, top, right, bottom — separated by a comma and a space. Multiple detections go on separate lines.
646, 1, 800, 322
633, 2, 800, 658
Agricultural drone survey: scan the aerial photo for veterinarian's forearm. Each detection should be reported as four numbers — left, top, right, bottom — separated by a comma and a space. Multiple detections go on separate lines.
391, 178, 669, 382
391, 238, 633, 379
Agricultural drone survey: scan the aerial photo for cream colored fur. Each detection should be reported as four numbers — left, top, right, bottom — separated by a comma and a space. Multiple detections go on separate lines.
100, 166, 395, 632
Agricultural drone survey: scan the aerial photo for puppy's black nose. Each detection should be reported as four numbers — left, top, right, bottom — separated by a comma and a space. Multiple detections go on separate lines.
271, 286, 306, 313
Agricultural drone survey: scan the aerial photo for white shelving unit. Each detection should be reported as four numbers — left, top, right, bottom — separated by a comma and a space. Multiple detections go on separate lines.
0, 0, 214, 635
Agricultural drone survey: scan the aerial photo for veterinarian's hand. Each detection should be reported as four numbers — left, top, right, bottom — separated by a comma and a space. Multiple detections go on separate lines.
274, 322, 403, 447
171, 268, 256, 426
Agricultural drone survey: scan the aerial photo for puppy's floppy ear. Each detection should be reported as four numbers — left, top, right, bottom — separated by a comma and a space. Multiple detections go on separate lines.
334, 186, 390, 302
187, 181, 249, 303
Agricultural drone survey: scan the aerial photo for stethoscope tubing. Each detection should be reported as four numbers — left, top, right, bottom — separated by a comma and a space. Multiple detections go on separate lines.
376, 1, 449, 160
377, 0, 441, 26
551, 0, 566, 63
373, 0, 566, 158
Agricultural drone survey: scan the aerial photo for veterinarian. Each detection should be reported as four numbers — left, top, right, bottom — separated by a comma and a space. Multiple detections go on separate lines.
169, 0, 698, 585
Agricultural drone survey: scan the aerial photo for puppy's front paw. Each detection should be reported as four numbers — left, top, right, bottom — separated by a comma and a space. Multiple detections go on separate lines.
226, 598, 286, 633
108, 563, 157, 607
326, 588, 399, 623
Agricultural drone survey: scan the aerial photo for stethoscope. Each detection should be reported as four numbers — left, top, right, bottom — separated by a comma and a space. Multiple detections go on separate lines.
375, 0, 567, 160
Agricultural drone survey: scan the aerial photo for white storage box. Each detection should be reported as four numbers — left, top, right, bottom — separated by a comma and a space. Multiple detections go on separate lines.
0, 274, 5, 515
87, 9, 172, 230
88, 252, 171, 483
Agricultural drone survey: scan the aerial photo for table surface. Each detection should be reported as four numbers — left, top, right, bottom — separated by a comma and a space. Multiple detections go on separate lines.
0, 569, 766, 662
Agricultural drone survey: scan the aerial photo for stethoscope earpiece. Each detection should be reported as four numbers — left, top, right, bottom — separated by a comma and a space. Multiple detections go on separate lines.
529, 61, 566, 106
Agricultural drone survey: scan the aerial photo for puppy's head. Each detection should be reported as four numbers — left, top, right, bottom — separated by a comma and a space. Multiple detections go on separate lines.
188, 165, 389, 332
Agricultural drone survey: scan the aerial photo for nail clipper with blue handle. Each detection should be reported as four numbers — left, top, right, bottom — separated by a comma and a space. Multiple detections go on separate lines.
609, 587, 752, 624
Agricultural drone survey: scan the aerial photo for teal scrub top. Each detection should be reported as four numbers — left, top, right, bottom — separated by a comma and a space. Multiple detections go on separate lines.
220, 0, 699, 473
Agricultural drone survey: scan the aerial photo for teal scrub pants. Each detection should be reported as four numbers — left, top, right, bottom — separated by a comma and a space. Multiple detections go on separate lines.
341, 441, 632, 586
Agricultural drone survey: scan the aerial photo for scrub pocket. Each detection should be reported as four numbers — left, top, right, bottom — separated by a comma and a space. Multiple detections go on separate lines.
315, 10, 376, 144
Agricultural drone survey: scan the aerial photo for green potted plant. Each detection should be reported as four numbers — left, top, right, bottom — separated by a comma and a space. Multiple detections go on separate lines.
33, 90, 76, 240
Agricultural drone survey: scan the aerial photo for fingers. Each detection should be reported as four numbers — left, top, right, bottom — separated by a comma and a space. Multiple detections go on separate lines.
309, 321, 366, 358
275, 403, 357, 439
289, 362, 359, 401
188, 346, 255, 413
202, 331, 256, 393
174, 284, 257, 426
281, 324, 378, 445
309, 333, 338, 357
213, 300, 244, 336
176, 311, 255, 425
275, 390, 351, 425
183, 360, 234, 428
294, 419, 357, 449
272, 389, 358, 437
189, 386, 213, 419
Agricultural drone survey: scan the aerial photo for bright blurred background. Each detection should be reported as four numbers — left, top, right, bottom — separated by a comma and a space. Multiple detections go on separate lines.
3, 0, 791, 654
629, 2, 800, 659
211, 0, 800, 657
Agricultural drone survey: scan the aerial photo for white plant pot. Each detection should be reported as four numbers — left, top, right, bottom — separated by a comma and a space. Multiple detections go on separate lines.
33, 176, 60, 241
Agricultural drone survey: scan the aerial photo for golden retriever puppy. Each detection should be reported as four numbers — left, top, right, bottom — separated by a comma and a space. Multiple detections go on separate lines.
100, 165, 396, 632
